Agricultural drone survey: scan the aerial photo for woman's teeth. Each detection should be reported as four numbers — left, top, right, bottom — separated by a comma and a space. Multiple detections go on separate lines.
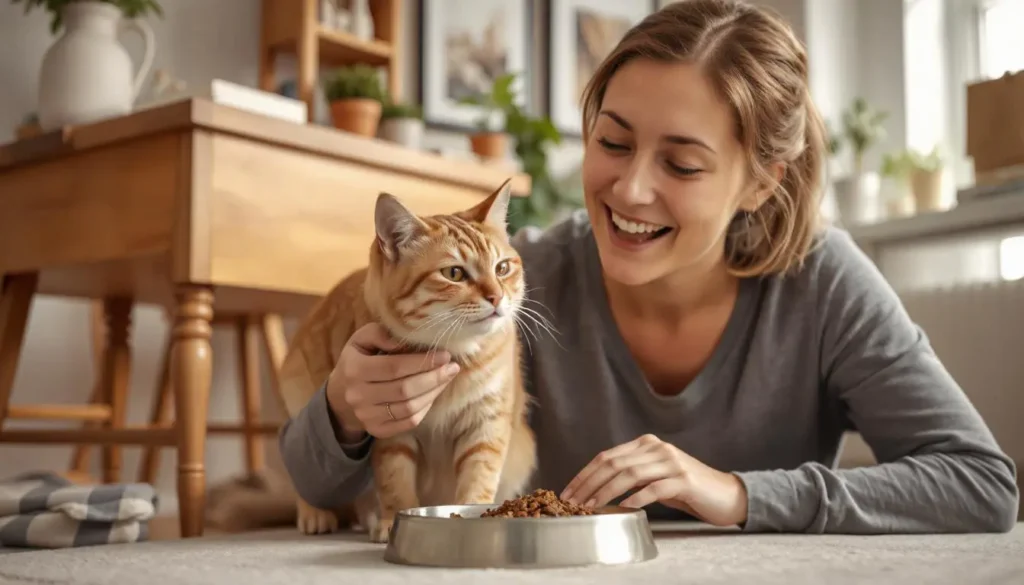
611, 210, 668, 234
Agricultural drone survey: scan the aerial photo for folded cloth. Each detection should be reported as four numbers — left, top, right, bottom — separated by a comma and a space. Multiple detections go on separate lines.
0, 472, 158, 548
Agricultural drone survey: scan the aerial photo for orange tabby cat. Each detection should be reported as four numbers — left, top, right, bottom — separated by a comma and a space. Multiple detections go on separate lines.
276, 178, 537, 542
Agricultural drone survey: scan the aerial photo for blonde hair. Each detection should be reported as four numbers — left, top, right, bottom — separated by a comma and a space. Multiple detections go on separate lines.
580, 0, 826, 277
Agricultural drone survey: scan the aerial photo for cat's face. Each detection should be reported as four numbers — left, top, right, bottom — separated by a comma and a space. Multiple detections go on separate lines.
368, 179, 525, 351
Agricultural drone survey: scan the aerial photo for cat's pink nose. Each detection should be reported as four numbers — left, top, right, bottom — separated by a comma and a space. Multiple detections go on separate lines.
485, 294, 501, 307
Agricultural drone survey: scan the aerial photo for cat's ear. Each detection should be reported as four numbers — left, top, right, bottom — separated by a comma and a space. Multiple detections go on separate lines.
375, 192, 426, 261
459, 178, 512, 231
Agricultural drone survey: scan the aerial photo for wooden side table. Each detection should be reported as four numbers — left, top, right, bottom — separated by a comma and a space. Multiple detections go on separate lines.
0, 98, 530, 537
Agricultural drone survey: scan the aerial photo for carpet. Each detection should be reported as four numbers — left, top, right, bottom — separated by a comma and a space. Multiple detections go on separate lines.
0, 523, 1021, 585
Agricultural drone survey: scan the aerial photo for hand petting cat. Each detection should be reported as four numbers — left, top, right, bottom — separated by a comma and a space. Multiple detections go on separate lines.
560, 434, 749, 527
325, 322, 460, 441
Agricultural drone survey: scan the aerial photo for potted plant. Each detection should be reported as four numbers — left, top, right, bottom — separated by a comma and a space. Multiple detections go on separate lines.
12, 0, 161, 130
881, 147, 945, 215
908, 147, 944, 213
322, 64, 386, 137
459, 73, 518, 160
831, 97, 888, 226
378, 100, 424, 149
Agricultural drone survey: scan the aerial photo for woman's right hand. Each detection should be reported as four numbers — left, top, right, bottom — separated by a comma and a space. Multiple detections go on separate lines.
325, 322, 461, 441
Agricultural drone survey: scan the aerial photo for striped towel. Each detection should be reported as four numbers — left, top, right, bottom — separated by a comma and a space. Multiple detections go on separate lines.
0, 472, 158, 549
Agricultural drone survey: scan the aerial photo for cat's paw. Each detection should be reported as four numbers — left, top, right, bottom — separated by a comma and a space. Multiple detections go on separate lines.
296, 501, 339, 535
369, 518, 393, 543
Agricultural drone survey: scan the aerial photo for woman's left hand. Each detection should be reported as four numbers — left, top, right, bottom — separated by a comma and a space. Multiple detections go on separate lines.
560, 434, 749, 527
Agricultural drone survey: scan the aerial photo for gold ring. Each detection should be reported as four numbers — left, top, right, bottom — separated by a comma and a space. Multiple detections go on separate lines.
385, 402, 395, 421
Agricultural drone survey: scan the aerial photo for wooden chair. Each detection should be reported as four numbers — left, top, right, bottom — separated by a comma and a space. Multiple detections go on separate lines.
0, 273, 289, 489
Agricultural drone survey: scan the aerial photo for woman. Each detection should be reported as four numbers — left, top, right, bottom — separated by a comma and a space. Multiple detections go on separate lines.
279, 0, 1018, 533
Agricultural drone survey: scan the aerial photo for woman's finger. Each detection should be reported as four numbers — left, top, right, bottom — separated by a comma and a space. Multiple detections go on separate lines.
367, 381, 447, 426
562, 435, 658, 499
588, 460, 679, 508
565, 448, 667, 508
620, 477, 686, 510
365, 361, 459, 405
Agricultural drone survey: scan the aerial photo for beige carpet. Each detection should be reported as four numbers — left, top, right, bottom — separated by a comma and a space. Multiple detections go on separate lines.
0, 523, 1021, 584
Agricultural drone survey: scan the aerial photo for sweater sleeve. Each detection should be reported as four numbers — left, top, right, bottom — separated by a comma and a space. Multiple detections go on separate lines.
278, 383, 375, 509
735, 230, 1019, 534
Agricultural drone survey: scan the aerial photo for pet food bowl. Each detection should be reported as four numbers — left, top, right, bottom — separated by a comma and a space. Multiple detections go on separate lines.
382, 504, 659, 568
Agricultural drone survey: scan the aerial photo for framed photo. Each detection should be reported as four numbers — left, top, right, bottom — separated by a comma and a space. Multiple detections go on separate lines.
547, 0, 657, 136
418, 0, 532, 131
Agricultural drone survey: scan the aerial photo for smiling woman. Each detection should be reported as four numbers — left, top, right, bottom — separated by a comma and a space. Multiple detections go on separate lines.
275, 0, 1019, 538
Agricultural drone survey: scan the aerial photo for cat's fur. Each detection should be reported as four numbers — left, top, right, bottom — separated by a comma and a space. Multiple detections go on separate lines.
267, 178, 537, 542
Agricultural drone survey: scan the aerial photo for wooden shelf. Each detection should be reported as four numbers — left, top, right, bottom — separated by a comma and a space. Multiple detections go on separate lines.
317, 26, 392, 67
258, 0, 402, 122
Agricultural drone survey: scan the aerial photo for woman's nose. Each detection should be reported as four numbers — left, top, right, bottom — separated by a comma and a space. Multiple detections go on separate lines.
611, 158, 657, 206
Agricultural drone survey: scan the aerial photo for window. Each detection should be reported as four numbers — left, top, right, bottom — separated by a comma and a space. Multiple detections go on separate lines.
978, 0, 1024, 79
999, 236, 1024, 281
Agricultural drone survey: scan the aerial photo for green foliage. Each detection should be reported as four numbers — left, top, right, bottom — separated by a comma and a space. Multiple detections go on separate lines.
459, 72, 517, 132
839, 97, 889, 174
322, 65, 386, 102
461, 72, 578, 234
11, 0, 163, 34
381, 100, 422, 121
881, 146, 944, 181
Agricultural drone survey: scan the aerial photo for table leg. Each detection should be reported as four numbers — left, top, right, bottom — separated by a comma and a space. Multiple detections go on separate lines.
171, 284, 214, 538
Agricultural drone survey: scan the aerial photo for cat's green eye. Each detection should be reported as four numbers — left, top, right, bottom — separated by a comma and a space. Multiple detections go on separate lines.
441, 266, 467, 282
495, 260, 511, 277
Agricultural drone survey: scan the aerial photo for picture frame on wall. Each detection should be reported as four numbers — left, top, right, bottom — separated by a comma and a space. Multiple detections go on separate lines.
418, 0, 532, 131
547, 0, 657, 137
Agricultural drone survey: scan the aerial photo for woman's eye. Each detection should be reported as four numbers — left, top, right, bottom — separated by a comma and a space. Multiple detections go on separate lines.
666, 160, 701, 176
441, 266, 466, 282
495, 260, 510, 276
597, 137, 628, 151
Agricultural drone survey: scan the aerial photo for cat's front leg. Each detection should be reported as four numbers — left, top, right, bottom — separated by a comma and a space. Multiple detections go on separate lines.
370, 434, 420, 543
453, 421, 511, 505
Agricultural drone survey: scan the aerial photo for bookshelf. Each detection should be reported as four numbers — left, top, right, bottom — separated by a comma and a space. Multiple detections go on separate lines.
258, 0, 403, 122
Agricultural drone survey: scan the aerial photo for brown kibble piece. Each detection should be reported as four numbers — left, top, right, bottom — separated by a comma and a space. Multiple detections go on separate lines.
479, 489, 595, 518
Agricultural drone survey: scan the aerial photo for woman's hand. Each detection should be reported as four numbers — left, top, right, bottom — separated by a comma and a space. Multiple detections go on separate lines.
560, 434, 749, 527
326, 322, 461, 441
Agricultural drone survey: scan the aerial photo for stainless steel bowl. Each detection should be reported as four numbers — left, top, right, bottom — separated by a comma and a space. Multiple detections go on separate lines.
382, 504, 659, 568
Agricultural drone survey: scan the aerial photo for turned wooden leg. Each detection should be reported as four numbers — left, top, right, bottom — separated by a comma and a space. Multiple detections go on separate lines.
259, 314, 288, 415
68, 301, 107, 479
236, 315, 264, 473
138, 330, 174, 485
171, 284, 214, 538
0, 273, 38, 427
99, 298, 132, 484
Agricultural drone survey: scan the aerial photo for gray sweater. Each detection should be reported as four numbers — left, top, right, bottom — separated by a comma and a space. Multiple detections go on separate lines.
278, 211, 1019, 533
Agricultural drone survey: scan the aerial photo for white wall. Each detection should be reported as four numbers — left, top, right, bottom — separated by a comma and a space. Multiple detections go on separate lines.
0, 0, 909, 510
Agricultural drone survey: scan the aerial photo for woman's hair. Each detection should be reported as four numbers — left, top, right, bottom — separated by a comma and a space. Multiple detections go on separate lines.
580, 0, 826, 277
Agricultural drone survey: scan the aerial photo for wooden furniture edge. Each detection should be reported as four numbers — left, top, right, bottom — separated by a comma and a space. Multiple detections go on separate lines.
0, 98, 532, 196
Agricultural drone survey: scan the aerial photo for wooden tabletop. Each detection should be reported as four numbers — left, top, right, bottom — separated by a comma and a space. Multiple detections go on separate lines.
0, 98, 531, 197
0, 99, 532, 315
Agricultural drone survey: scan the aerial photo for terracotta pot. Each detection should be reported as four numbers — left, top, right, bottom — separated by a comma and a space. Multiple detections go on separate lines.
330, 98, 382, 137
910, 168, 944, 213
469, 132, 507, 159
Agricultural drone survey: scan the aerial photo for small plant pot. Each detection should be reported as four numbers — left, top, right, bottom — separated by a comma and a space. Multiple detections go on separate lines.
469, 131, 507, 160
330, 98, 382, 137
379, 117, 424, 149
910, 168, 944, 213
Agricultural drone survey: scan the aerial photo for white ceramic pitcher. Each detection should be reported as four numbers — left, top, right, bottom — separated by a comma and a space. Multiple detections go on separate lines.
37, 1, 155, 131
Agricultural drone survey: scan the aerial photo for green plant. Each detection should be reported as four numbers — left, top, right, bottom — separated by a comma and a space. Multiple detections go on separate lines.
459, 72, 516, 133
11, 0, 163, 34
462, 72, 578, 233
841, 97, 889, 174
881, 146, 944, 182
381, 100, 422, 121
322, 64, 386, 102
